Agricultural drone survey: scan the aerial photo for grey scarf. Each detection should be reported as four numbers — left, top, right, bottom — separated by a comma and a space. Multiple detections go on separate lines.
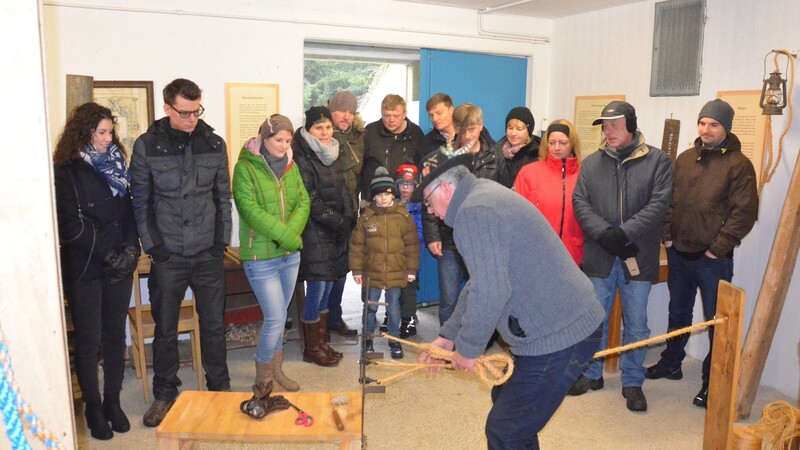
300, 127, 339, 166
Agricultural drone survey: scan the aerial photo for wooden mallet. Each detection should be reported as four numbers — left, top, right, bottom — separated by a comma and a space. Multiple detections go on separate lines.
331, 394, 349, 431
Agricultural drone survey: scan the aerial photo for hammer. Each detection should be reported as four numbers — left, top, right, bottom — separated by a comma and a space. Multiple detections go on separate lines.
331, 394, 349, 431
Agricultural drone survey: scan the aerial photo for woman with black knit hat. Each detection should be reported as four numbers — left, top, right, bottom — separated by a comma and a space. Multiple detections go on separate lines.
291, 106, 355, 367
492, 106, 542, 188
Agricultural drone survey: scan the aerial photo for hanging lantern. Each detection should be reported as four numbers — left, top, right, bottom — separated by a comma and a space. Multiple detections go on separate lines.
759, 51, 790, 115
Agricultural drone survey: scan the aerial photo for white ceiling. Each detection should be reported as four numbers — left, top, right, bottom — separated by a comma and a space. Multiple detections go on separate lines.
396, 0, 650, 19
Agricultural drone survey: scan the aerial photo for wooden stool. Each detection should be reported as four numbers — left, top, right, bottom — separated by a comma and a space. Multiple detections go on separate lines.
156, 390, 362, 449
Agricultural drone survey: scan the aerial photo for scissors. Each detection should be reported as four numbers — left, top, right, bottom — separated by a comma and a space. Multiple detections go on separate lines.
288, 401, 314, 427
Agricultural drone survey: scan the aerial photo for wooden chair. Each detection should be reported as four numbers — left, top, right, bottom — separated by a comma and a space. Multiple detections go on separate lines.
127, 255, 204, 403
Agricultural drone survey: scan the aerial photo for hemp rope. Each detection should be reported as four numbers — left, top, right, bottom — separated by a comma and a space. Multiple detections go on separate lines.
750, 400, 800, 450
0, 327, 64, 449
760, 49, 796, 194
374, 317, 725, 386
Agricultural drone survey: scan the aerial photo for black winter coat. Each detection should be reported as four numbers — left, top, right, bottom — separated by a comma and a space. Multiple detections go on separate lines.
492, 135, 541, 188
292, 129, 355, 281
54, 159, 139, 283
360, 119, 425, 199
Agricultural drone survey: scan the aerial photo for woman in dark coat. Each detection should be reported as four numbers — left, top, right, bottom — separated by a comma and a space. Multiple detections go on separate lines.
291, 106, 355, 367
493, 107, 541, 188
53, 102, 139, 440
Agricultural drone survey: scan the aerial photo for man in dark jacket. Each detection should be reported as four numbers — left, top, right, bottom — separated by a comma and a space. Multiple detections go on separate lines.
419, 93, 456, 159
360, 94, 425, 203
571, 101, 673, 413
646, 99, 758, 408
131, 78, 232, 427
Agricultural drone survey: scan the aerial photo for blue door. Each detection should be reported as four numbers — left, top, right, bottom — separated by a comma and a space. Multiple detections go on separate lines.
416, 48, 528, 305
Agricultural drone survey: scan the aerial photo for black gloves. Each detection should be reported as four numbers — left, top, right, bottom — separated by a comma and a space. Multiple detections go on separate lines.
598, 227, 639, 258
103, 246, 140, 283
209, 241, 227, 258
148, 245, 171, 264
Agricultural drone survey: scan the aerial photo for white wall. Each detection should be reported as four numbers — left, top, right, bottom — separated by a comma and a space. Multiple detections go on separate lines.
550, 0, 800, 400
1, 1, 76, 448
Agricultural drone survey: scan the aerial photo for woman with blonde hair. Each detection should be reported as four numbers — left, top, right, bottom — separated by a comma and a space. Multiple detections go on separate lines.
514, 119, 584, 265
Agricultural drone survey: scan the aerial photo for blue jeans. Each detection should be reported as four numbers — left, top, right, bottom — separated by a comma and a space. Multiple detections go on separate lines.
658, 247, 733, 383
244, 252, 300, 363
326, 276, 347, 326
303, 280, 333, 322
486, 326, 602, 449
583, 258, 651, 387
438, 248, 467, 325
366, 287, 401, 338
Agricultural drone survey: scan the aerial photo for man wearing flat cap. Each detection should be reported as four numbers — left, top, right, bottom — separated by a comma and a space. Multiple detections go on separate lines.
646, 99, 758, 408
570, 100, 673, 413
416, 154, 604, 448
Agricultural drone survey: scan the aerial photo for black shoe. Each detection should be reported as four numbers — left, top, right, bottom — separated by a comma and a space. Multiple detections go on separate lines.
645, 364, 683, 380
622, 386, 648, 412
103, 397, 130, 433
143, 399, 175, 428
364, 339, 375, 353
85, 401, 113, 440
379, 316, 388, 333
567, 375, 604, 396
400, 316, 417, 338
693, 384, 709, 408
329, 319, 358, 337
389, 342, 404, 359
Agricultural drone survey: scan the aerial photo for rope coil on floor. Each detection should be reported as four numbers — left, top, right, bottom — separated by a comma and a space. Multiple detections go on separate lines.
371, 317, 726, 387
0, 327, 64, 450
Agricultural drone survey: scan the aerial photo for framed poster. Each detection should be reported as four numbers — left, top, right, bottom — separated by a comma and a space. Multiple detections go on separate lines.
574, 94, 625, 158
225, 83, 280, 174
717, 90, 767, 188
93, 80, 155, 163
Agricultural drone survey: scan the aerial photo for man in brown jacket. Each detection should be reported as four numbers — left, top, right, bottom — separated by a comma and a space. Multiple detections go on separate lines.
646, 99, 758, 408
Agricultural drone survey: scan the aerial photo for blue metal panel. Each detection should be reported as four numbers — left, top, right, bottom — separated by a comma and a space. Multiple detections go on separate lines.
418, 48, 528, 139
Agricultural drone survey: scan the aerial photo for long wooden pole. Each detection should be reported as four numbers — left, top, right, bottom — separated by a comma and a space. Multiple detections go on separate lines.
703, 281, 745, 450
736, 149, 800, 420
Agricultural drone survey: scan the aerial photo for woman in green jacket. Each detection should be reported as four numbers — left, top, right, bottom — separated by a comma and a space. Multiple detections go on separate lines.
233, 114, 310, 393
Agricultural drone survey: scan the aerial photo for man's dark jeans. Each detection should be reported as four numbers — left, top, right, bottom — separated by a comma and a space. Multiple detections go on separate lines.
486, 326, 602, 449
658, 247, 733, 383
437, 248, 467, 326
148, 251, 230, 401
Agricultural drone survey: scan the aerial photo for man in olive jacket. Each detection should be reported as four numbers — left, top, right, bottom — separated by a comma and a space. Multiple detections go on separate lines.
131, 78, 232, 427
571, 101, 673, 413
646, 99, 758, 409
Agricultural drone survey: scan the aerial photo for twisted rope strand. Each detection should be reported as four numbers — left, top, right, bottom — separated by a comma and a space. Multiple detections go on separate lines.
0, 328, 64, 450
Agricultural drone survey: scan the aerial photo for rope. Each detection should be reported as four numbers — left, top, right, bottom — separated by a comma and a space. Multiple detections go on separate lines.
750, 400, 800, 450
379, 334, 514, 386
760, 49, 796, 194
592, 317, 724, 359
371, 317, 726, 387
0, 327, 64, 450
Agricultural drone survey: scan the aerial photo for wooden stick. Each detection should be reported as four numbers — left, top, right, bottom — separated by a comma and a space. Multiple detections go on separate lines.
703, 281, 745, 450
737, 147, 800, 420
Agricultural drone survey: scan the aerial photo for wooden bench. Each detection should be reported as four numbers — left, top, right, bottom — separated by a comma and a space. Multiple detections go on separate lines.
156, 390, 362, 449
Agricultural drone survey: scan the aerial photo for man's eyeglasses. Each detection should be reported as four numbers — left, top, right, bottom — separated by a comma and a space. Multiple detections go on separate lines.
170, 104, 205, 119
423, 183, 443, 208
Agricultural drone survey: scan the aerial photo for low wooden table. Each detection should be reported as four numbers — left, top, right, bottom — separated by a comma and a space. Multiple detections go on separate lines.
156, 390, 362, 449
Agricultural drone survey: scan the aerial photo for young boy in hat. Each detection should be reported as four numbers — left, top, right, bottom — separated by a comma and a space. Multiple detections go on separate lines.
396, 163, 425, 337
350, 167, 420, 359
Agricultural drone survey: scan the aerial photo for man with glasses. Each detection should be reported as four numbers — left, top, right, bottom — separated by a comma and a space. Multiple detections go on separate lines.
131, 78, 232, 427
416, 154, 603, 449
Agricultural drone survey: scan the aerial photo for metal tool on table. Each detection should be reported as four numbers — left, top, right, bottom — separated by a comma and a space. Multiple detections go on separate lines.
287, 401, 314, 427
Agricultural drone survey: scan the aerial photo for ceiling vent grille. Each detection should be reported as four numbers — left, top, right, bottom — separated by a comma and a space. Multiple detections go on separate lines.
650, 0, 706, 96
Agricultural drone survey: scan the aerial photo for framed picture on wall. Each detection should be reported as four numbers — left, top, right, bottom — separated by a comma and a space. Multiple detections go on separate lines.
93, 80, 155, 162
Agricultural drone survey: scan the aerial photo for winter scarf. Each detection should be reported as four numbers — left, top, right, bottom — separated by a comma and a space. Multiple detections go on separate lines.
80, 143, 130, 196
300, 127, 339, 166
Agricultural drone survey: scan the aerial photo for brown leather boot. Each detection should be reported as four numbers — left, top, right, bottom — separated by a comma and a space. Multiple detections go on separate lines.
318, 311, 343, 361
272, 349, 300, 391
255, 360, 274, 390
301, 321, 339, 367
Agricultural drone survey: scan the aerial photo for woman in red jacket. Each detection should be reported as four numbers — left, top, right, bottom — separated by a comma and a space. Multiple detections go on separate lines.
514, 119, 584, 266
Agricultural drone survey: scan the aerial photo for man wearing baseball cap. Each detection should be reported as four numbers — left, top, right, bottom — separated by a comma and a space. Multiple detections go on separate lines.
416, 154, 604, 448
570, 100, 673, 412
646, 99, 758, 408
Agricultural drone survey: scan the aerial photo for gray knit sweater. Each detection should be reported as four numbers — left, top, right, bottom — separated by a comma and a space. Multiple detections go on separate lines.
440, 175, 604, 358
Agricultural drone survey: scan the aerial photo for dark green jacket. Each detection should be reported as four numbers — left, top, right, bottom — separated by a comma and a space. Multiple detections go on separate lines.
233, 137, 310, 261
